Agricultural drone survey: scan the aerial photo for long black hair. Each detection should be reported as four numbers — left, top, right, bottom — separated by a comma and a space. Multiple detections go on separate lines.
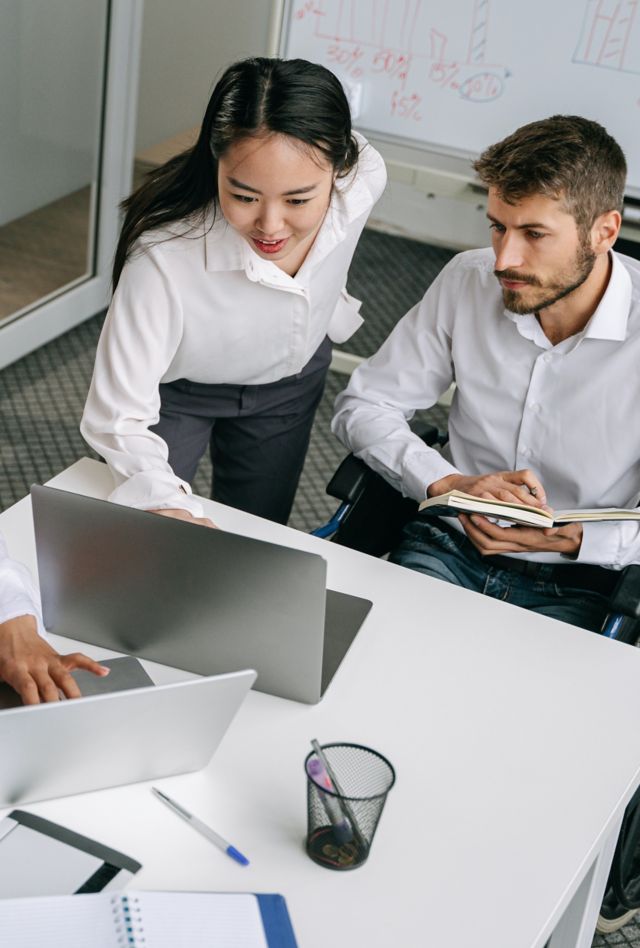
112, 57, 359, 288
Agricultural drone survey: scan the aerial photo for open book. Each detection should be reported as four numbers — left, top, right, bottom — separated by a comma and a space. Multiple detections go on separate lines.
0, 890, 297, 948
418, 490, 640, 528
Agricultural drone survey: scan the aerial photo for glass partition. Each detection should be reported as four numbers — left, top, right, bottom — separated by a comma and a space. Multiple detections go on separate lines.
0, 0, 109, 325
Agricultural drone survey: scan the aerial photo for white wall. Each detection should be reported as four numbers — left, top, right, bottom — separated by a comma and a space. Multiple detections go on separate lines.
135, 0, 275, 154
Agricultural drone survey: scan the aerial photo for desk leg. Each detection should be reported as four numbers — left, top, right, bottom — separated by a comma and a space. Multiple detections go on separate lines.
547, 813, 623, 948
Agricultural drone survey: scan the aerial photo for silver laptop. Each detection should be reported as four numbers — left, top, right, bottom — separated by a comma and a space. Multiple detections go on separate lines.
0, 667, 256, 806
31, 485, 371, 704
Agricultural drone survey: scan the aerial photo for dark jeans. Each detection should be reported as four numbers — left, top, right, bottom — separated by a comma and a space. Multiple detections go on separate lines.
390, 516, 614, 633
151, 337, 332, 525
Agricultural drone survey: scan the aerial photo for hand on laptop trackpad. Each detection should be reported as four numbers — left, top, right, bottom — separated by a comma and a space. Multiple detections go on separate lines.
71, 656, 155, 697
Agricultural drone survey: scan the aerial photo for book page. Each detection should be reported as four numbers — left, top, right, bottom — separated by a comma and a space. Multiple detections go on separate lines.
0, 893, 117, 948
555, 508, 640, 523
420, 492, 552, 526
134, 891, 268, 947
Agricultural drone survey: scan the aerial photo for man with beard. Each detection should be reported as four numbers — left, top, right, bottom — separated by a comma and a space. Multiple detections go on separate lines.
332, 115, 640, 637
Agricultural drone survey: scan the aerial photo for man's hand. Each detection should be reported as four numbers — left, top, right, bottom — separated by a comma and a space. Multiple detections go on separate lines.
428, 469, 548, 508
149, 508, 217, 529
0, 615, 109, 705
459, 513, 584, 557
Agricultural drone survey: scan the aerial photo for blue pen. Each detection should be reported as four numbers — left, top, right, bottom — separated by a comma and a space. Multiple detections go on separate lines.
151, 786, 249, 866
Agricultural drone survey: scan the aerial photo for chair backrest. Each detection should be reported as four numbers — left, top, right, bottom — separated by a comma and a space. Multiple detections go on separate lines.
328, 458, 418, 557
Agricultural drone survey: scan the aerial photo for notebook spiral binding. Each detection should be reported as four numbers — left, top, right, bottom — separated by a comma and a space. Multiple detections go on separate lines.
111, 893, 146, 946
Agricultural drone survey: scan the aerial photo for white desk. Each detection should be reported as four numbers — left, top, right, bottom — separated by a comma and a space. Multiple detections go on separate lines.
3, 458, 640, 948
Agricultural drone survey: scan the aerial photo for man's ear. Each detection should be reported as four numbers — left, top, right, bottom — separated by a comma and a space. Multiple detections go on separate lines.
591, 209, 622, 254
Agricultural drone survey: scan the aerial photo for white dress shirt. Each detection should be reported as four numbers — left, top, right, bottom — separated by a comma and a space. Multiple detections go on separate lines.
0, 533, 44, 633
81, 134, 386, 517
333, 248, 640, 568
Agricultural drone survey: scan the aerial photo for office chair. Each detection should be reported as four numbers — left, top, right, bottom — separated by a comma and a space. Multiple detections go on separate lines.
312, 426, 640, 644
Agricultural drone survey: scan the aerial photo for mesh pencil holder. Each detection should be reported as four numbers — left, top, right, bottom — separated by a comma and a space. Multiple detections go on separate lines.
304, 742, 396, 870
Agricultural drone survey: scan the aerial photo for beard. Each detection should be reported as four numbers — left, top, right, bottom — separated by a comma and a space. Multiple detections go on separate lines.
496, 240, 597, 315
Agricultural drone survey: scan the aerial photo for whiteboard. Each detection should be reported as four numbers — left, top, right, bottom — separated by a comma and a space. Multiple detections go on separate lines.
283, 0, 640, 196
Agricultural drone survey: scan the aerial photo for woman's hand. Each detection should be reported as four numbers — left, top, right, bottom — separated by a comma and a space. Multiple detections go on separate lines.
0, 615, 110, 705
149, 508, 218, 529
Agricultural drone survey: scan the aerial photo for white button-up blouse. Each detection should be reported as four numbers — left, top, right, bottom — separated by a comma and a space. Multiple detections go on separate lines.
81, 134, 386, 516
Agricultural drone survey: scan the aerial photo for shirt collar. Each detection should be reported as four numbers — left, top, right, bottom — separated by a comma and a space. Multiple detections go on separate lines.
203, 210, 299, 286
582, 250, 631, 342
203, 211, 247, 273
203, 136, 373, 282
294, 165, 372, 280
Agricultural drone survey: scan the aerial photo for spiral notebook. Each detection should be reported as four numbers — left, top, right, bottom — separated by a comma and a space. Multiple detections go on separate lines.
0, 890, 297, 947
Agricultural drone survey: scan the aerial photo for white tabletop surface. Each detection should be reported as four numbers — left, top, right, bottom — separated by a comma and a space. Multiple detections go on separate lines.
2, 458, 640, 948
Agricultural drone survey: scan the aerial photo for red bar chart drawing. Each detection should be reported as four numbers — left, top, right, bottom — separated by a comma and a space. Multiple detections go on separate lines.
467, 0, 490, 63
573, 0, 640, 73
307, 0, 509, 102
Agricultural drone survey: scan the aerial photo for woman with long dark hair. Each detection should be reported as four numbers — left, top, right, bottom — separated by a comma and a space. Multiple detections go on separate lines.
81, 57, 386, 525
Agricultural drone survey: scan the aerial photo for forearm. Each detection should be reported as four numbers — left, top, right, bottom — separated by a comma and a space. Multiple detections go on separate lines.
80, 248, 202, 514
81, 398, 204, 517
332, 284, 459, 499
332, 398, 458, 501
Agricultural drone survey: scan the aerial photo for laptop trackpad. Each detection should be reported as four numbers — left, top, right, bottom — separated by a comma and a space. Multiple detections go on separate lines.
321, 589, 372, 695
71, 656, 155, 696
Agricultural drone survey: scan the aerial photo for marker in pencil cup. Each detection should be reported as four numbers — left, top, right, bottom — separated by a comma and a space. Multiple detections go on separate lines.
304, 740, 396, 870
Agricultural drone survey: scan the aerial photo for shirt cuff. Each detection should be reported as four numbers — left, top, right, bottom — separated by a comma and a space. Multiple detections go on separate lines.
574, 521, 622, 567
402, 453, 460, 503
108, 470, 205, 519
0, 604, 46, 636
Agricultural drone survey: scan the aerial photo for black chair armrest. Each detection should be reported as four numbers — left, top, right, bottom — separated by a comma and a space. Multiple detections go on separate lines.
326, 455, 372, 504
323, 423, 443, 557
609, 565, 640, 619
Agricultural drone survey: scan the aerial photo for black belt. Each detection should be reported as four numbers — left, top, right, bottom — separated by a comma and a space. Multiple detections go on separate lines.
490, 554, 618, 596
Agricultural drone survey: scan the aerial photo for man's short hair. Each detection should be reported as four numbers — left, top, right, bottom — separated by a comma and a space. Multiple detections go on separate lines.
473, 115, 627, 235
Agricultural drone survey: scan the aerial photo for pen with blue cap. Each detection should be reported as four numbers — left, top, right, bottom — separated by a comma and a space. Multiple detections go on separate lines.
151, 786, 249, 866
